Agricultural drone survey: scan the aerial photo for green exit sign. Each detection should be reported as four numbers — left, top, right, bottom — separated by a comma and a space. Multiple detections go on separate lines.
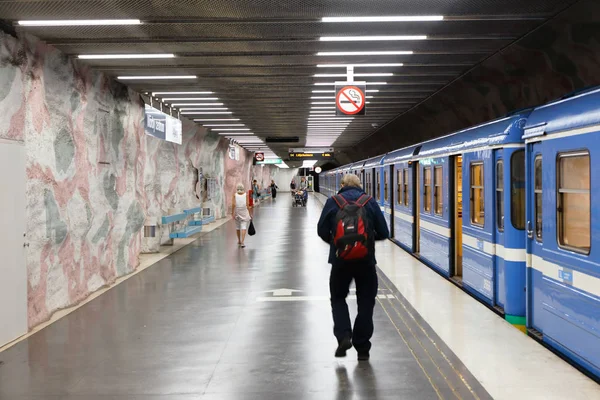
257, 158, 282, 165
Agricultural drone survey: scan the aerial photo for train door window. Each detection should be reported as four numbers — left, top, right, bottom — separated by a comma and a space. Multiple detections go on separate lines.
470, 162, 485, 227
534, 156, 542, 241
511, 150, 526, 230
403, 168, 409, 206
384, 170, 389, 202
434, 166, 443, 215
396, 170, 402, 205
423, 167, 432, 213
376, 171, 381, 199
557, 151, 590, 254
496, 160, 504, 231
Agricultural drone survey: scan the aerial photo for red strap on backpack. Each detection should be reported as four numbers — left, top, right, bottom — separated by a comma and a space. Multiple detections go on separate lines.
333, 194, 371, 208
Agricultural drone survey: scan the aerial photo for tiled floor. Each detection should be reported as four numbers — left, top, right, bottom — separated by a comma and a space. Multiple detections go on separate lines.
0, 195, 490, 399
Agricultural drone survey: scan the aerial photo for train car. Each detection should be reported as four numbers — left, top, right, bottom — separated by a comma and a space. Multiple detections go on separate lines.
362, 154, 392, 233
410, 112, 531, 328
382, 145, 419, 251
523, 87, 600, 377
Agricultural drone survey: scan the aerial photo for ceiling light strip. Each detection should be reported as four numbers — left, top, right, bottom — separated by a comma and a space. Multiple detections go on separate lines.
18, 19, 142, 26
118, 75, 197, 80
321, 16, 444, 23
317, 63, 404, 68
79, 54, 174, 59
317, 51, 413, 56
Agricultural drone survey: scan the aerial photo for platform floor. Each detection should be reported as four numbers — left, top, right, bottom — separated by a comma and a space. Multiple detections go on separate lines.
0, 195, 597, 399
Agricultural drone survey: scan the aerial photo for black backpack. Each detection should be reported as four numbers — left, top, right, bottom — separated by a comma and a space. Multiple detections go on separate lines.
331, 194, 373, 262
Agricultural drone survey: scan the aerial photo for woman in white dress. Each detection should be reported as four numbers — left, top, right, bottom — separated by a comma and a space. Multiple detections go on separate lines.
232, 183, 252, 247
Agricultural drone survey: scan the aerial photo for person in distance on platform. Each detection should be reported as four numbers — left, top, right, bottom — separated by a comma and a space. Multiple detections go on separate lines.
232, 184, 252, 248
270, 179, 278, 199
290, 179, 297, 197
317, 173, 389, 361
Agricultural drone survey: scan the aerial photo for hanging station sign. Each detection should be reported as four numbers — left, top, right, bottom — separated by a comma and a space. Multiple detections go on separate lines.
144, 104, 182, 144
289, 151, 334, 160
256, 158, 283, 165
335, 83, 366, 116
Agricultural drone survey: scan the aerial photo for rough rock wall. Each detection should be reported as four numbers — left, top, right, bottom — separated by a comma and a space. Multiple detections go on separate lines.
0, 32, 272, 328
340, 0, 600, 162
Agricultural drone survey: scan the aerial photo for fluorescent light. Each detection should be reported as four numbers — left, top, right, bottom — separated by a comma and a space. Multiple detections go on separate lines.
312, 90, 336, 93
181, 111, 232, 115
154, 91, 213, 95
308, 118, 354, 121
79, 54, 174, 60
172, 103, 227, 110
311, 106, 336, 109
217, 132, 254, 135
310, 111, 335, 114
179, 108, 228, 111
314, 73, 393, 77
311, 101, 335, 104
18, 19, 142, 26
171, 104, 224, 107
317, 51, 413, 56
317, 63, 404, 68
321, 16, 444, 23
367, 89, 380, 93
314, 82, 387, 86
320, 35, 426, 41
161, 98, 219, 101
194, 119, 239, 122
117, 75, 196, 80
212, 128, 251, 131
203, 124, 245, 127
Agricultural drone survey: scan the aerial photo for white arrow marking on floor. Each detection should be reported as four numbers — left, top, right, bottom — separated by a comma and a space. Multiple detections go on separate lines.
256, 294, 396, 302
263, 288, 303, 296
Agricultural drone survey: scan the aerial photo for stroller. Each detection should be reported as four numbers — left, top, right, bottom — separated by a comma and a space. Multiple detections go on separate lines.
292, 189, 307, 207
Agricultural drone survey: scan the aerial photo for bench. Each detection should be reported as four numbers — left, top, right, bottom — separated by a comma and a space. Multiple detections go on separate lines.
162, 207, 204, 240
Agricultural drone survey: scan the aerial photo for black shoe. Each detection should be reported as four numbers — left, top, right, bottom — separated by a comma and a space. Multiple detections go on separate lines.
335, 337, 353, 357
357, 351, 370, 361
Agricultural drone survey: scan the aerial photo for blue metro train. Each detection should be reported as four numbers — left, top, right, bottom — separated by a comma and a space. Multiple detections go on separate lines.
321, 87, 600, 379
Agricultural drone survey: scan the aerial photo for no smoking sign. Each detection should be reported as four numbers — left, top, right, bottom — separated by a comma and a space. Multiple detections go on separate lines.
335, 84, 366, 116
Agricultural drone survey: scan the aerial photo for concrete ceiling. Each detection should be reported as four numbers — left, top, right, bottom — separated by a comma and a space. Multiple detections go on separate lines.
0, 0, 579, 167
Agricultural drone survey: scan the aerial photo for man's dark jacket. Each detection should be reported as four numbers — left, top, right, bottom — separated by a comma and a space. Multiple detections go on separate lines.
317, 186, 390, 266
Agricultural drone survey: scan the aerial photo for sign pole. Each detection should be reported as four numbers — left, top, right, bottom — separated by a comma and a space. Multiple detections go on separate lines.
346, 66, 354, 82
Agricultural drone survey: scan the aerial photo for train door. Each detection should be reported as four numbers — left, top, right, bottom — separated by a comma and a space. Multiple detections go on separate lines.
383, 165, 392, 233
413, 161, 420, 253
526, 142, 543, 329
452, 155, 463, 283
494, 150, 506, 311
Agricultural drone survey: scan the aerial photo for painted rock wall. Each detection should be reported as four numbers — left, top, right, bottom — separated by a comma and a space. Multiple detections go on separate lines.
0, 32, 277, 328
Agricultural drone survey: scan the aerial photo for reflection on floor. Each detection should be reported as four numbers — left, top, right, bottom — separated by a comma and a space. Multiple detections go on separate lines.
0, 195, 595, 399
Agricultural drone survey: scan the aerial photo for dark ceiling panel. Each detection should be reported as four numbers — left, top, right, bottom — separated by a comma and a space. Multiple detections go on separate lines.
1, 0, 579, 160
0, 0, 572, 19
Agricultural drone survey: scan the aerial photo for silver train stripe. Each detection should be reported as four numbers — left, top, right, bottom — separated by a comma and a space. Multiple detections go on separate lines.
462, 234, 526, 262
529, 254, 600, 298
419, 218, 451, 238
525, 123, 600, 143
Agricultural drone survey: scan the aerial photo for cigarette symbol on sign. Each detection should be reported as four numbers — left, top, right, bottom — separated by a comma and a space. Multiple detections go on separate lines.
336, 86, 365, 115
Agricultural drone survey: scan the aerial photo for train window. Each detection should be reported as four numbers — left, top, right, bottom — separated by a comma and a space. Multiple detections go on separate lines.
511, 151, 526, 230
434, 166, 443, 215
396, 170, 402, 205
557, 152, 590, 254
424, 167, 432, 213
496, 160, 504, 232
376, 171, 381, 199
534, 156, 542, 241
403, 168, 409, 206
384, 170, 389, 202
470, 163, 485, 227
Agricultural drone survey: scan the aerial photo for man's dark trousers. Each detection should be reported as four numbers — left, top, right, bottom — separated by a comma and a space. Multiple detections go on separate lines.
330, 262, 378, 352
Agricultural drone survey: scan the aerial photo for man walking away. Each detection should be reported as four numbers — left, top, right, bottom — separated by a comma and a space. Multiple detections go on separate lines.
317, 174, 389, 361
